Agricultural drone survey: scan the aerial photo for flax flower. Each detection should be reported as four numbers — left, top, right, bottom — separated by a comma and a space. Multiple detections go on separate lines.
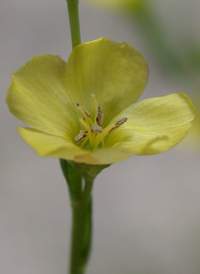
6, 38, 194, 165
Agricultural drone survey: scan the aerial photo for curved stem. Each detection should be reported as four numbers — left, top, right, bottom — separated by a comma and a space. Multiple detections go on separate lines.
66, 0, 81, 49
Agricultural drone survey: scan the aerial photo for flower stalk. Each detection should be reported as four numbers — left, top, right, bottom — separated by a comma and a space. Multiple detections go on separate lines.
60, 160, 94, 274
69, 179, 93, 274
66, 0, 81, 48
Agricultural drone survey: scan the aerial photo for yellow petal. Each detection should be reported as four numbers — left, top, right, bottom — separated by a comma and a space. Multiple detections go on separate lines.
18, 127, 86, 160
105, 92, 195, 155
18, 127, 132, 165
74, 148, 133, 165
6, 55, 79, 140
63, 37, 148, 126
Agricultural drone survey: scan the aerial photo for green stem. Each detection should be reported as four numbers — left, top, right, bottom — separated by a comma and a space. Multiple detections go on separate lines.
60, 160, 94, 274
70, 179, 94, 274
66, 0, 81, 48
70, 204, 85, 274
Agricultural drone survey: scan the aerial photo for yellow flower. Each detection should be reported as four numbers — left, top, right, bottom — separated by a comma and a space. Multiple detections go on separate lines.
6, 38, 194, 165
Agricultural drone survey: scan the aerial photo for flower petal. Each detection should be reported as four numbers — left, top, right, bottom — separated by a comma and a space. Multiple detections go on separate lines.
63, 37, 148, 126
18, 127, 132, 165
105, 92, 195, 155
18, 127, 86, 160
6, 55, 79, 140
75, 148, 132, 165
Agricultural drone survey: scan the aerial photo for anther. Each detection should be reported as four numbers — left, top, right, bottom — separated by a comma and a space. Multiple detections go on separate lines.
77, 103, 91, 117
75, 130, 88, 143
96, 105, 103, 126
115, 117, 128, 127
91, 124, 103, 133
109, 117, 128, 133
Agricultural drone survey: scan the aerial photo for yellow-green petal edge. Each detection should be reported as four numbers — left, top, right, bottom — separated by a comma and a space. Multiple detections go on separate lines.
106, 92, 195, 155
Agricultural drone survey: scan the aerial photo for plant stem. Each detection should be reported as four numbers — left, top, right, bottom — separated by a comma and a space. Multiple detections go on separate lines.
70, 179, 94, 274
66, 0, 81, 48
70, 204, 85, 274
60, 160, 94, 274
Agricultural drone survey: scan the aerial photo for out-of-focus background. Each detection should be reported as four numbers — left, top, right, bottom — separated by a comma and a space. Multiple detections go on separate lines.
1, 0, 200, 273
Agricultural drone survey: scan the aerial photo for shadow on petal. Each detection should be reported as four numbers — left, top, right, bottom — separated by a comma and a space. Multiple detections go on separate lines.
141, 136, 169, 155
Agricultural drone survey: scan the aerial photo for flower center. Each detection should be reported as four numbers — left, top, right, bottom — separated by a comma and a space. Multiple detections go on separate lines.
75, 94, 127, 150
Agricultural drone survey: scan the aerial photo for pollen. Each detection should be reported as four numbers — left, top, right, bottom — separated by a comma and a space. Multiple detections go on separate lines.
96, 105, 103, 126
75, 130, 88, 143
108, 117, 128, 133
91, 124, 103, 133
74, 94, 128, 150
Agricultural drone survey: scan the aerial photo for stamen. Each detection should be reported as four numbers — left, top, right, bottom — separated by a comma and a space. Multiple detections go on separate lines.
80, 118, 90, 131
75, 95, 128, 150
116, 117, 128, 126
77, 103, 91, 118
91, 124, 103, 133
109, 117, 128, 133
75, 130, 88, 143
80, 136, 89, 148
96, 105, 103, 126
80, 118, 93, 145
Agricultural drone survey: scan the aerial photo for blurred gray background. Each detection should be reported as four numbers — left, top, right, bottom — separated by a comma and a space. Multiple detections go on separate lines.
1, 0, 200, 273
